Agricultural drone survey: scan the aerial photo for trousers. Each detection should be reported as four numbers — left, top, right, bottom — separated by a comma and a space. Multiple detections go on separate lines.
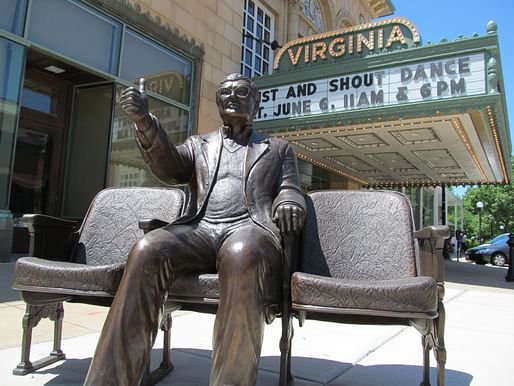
84, 218, 282, 386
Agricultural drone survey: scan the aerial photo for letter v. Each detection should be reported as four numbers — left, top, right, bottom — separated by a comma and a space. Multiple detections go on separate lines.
287, 46, 303, 66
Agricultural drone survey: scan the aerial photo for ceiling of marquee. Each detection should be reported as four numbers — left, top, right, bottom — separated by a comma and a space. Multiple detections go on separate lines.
275, 111, 509, 187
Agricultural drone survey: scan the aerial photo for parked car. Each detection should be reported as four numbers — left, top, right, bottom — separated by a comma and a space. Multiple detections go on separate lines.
465, 233, 511, 267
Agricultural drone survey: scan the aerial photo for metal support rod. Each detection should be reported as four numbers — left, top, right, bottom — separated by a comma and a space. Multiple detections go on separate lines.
478, 211, 482, 244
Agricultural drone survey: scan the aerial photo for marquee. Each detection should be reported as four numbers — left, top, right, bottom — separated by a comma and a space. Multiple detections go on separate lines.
257, 53, 486, 122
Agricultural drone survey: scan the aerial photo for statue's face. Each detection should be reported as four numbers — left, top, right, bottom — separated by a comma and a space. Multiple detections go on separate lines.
216, 78, 258, 126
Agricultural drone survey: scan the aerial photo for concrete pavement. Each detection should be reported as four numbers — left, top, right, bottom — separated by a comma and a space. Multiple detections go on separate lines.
1, 258, 513, 385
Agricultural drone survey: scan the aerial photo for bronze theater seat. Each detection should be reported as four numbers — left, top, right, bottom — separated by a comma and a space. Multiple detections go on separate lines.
11, 187, 185, 384
284, 190, 449, 386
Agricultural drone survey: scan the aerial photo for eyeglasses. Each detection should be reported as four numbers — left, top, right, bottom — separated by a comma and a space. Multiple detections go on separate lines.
217, 86, 251, 99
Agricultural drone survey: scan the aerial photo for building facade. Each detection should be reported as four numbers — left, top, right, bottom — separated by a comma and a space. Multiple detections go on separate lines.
0, 0, 509, 257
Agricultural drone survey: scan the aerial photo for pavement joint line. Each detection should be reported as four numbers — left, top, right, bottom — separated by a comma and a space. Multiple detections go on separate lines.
173, 347, 212, 360
61, 320, 101, 333
321, 361, 356, 385
323, 325, 410, 385
281, 368, 326, 386
442, 287, 468, 303
353, 325, 409, 365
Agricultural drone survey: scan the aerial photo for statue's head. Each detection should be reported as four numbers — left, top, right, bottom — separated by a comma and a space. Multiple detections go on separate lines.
216, 73, 260, 127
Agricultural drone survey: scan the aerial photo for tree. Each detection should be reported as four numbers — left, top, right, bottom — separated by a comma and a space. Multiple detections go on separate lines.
462, 156, 514, 240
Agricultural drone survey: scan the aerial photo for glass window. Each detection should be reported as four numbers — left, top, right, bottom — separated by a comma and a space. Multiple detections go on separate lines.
404, 187, 421, 230
10, 128, 52, 216
298, 160, 331, 192
21, 79, 59, 115
303, 0, 325, 32
0, 0, 27, 36
107, 84, 189, 188
241, 0, 274, 77
490, 234, 508, 244
121, 29, 192, 105
0, 38, 25, 209
422, 187, 434, 227
28, 0, 121, 74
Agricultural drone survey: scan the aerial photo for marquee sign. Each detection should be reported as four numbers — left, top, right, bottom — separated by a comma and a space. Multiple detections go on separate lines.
256, 53, 486, 122
273, 17, 421, 71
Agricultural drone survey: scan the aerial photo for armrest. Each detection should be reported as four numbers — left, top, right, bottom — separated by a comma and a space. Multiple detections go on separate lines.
138, 218, 169, 234
21, 214, 80, 260
414, 225, 450, 282
22, 214, 79, 228
413, 225, 450, 240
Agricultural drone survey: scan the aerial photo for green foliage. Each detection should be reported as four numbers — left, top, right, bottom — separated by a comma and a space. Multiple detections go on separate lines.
462, 156, 514, 240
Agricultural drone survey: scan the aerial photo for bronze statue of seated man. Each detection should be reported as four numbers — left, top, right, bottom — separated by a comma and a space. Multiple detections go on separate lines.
84, 73, 306, 386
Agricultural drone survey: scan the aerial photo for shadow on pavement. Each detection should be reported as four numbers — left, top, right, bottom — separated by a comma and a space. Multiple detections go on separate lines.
38, 358, 92, 384
36, 349, 473, 386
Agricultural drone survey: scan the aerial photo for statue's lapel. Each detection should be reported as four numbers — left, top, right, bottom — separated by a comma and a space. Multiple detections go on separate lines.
244, 130, 270, 180
200, 129, 223, 184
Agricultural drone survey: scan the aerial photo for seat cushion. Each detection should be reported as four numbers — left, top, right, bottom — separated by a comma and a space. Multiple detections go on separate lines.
168, 273, 220, 300
12, 257, 124, 295
167, 272, 281, 305
291, 272, 438, 316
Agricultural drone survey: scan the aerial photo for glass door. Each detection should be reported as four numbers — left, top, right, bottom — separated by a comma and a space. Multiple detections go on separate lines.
10, 69, 68, 217
10, 124, 61, 215
62, 84, 114, 218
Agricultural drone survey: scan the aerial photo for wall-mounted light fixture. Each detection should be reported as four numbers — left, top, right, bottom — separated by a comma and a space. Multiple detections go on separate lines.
243, 32, 282, 50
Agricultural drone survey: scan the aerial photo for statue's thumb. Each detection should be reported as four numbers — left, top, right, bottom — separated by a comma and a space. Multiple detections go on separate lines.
138, 78, 146, 94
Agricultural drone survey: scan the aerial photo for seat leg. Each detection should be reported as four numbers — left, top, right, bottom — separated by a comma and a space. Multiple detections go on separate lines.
13, 302, 66, 375
420, 334, 431, 386
140, 309, 174, 386
433, 301, 446, 386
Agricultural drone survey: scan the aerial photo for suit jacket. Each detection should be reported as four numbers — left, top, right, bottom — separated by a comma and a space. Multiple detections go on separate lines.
136, 119, 307, 242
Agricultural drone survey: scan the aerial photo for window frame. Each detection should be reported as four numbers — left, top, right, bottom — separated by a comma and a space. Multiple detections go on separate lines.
241, 0, 275, 77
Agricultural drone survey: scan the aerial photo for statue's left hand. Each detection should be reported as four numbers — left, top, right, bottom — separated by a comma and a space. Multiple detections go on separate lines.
273, 203, 305, 234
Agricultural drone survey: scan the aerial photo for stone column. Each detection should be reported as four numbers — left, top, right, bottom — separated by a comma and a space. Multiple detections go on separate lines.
287, 0, 303, 41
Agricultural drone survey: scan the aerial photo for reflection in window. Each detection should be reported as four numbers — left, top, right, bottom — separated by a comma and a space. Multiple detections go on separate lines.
0, 38, 25, 209
1, 0, 27, 35
404, 187, 421, 230
21, 80, 59, 115
108, 85, 190, 188
303, 0, 325, 32
298, 159, 331, 192
10, 128, 52, 216
422, 187, 434, 227
28, 0, 121, 74
121, 29, 192, 105
64, 84, 113, 218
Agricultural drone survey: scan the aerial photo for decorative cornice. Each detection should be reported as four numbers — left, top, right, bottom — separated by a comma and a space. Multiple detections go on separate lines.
485, 105, 510, 183
85, 0, 204, 59
451, 118, 487, 181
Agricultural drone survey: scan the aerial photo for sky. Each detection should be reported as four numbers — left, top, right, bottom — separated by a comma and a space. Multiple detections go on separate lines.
381, 0, 514, 197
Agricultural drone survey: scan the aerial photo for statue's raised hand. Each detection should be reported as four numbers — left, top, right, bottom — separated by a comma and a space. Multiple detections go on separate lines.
120, 78, 150, 129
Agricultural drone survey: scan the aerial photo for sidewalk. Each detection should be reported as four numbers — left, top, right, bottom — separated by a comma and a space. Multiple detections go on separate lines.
1, 258, 513, 385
